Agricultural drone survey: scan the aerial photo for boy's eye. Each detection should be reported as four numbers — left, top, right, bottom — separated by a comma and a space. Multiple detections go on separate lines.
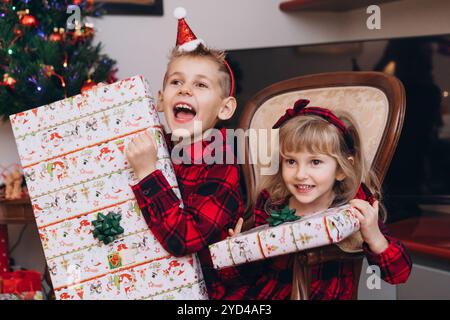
196, 82, 208, 88
311, 159, 322, 166
170, 79, 182, 85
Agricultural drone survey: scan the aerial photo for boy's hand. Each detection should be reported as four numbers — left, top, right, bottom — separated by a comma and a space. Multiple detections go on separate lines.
126, 130, 158, 181
349, 199, 389, 254
228, 217, 244, 237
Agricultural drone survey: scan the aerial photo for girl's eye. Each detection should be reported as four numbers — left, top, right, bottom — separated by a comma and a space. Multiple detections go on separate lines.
286, 159, 296, 166
311, 159, 322, 166
170, 79, 182, 85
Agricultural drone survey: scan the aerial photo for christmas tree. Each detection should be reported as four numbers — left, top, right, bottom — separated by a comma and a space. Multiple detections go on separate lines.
0, 0, 117, 120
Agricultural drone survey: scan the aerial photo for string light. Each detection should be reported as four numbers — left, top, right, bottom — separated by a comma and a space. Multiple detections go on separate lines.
7, 49, 13, 55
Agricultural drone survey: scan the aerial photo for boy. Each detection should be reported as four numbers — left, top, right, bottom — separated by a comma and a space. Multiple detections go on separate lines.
126, 8, 246, 299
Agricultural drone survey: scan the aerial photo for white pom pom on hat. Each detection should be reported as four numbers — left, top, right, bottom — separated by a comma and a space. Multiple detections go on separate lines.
173, 7, 186, 19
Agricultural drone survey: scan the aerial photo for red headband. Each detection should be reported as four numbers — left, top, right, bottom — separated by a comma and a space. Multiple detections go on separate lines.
273, 99, 354, 152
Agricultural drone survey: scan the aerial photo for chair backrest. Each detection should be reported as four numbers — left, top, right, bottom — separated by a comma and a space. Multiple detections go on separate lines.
238, 71, 406, 214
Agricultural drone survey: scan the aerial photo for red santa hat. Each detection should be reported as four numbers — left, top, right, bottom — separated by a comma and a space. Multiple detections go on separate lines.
173, 7, 235, 97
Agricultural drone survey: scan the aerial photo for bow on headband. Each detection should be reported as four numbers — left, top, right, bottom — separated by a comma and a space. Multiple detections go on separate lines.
272, 99, 354, 152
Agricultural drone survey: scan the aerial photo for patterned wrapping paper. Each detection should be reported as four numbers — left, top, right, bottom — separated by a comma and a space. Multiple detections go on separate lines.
10, 75, 208, 300
209, 205, 360, 270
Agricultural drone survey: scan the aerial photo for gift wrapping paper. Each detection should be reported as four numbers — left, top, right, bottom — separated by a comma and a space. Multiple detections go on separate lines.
209, 205, 360, 269
10, 75, 208, 300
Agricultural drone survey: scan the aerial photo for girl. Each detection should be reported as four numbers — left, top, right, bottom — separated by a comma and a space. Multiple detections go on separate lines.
229, 99, 412, 300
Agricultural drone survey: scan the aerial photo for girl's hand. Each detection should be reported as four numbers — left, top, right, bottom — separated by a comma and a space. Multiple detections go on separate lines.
349, 199, 389, 254
126, 130, 158, 181
228, 217, 244, 237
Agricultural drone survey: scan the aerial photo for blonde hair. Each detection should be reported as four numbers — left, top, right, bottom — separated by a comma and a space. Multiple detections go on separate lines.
165, 44, 231, 98
257, 111, 381, 210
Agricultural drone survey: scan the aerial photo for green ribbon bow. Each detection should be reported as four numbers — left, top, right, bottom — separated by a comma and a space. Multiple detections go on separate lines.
92, 212, 124, 245
267, 205, 301, 227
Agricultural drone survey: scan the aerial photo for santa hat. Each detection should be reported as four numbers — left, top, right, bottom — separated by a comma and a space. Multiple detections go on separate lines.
173, 7, 235, 96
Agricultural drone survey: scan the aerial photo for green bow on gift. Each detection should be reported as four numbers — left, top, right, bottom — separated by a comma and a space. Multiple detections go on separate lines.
92, 212, 124, 245
267, 205, 301, 227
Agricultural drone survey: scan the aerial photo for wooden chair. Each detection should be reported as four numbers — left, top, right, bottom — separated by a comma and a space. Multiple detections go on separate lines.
238, 71, 406, 299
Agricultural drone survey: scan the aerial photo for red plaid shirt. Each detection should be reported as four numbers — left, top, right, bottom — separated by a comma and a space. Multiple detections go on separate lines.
131, 127, 246, 300
232, 189, 412, 300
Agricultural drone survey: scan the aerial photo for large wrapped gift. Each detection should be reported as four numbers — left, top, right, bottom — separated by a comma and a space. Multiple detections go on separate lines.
209, 205, 360, 269
10, 75, 208, 300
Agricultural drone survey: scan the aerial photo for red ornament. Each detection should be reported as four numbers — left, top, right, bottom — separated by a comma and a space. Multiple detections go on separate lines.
0, 73, 16, 89
49, 28, 65, 42
20, 14, 38, 27
81, 79, 97, 93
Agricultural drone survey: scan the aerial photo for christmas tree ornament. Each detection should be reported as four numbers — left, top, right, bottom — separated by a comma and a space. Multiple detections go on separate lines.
82, 22, 94, 39
81, 79, 97, 93
0, 73, 16, 89
19, 10, 38, 27
49, 27, 65, 42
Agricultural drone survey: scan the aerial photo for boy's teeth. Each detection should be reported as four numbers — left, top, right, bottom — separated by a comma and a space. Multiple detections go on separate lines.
175, 104, 193, 111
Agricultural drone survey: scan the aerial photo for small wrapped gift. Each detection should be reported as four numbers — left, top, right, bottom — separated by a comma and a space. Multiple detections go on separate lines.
209, 205, 360, 269
10, 75, 208, 300
0, 270, 43, 300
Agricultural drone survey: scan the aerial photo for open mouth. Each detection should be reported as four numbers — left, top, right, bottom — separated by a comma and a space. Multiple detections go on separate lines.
173, 103, 197, 122
295, 184, 315, 193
